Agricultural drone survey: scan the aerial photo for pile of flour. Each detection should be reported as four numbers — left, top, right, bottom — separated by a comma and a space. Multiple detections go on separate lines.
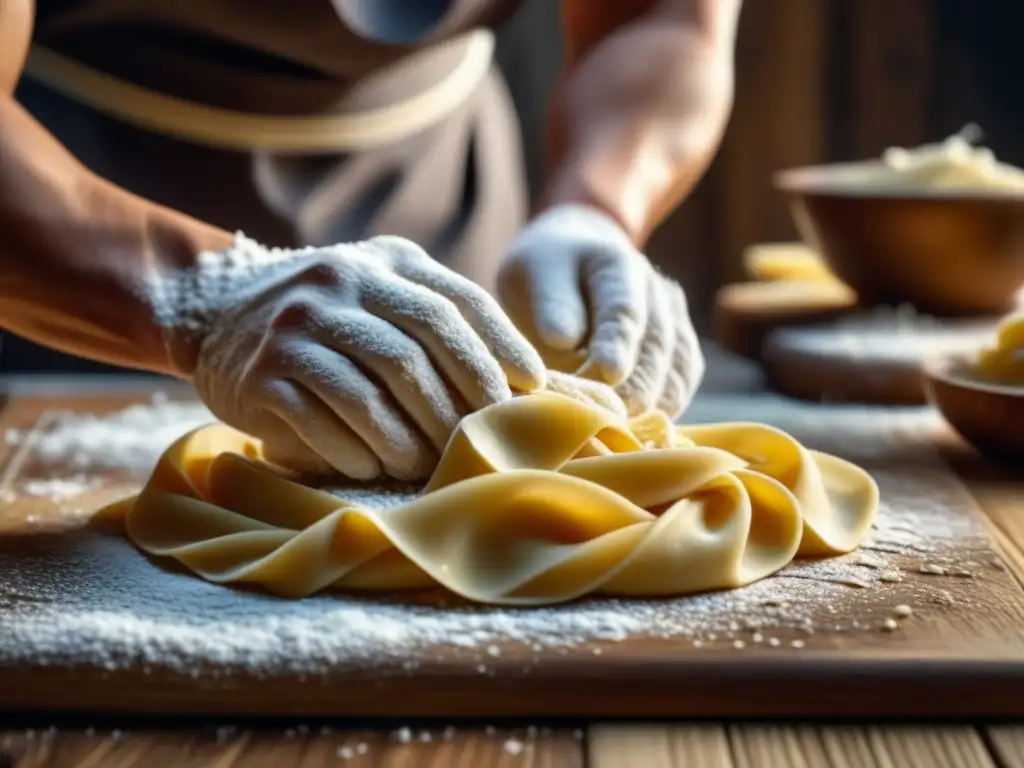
0, 392, 1000, 676
5, 392, 215, 476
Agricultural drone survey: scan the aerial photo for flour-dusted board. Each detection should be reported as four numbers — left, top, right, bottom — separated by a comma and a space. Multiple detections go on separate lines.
1, 384, 1023, 718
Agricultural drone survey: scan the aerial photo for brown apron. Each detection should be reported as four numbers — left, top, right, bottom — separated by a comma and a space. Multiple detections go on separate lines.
7, 0, 527, 372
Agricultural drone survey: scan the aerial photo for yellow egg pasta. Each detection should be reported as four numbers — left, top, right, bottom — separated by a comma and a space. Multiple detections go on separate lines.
973, 311, 1024, 386
115, 387, 879, 605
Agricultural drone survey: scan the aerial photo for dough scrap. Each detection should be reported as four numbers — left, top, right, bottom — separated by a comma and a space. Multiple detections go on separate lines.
973, 311, 1024, 385
118, 389, 878, 604
743, 242, 841, 284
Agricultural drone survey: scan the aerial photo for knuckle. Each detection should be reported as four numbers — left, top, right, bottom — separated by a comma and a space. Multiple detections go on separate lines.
252, 336, 292, 374
372, 337, 425, 380
673, 342, 705, 389
444, 272, 487, 304
690, 346, 707, 382
367, 235, 431, 266
667, 278, 689, 311
415, 292, 462, 332
297, 257, 346, 287
592, 320, 635, 350
272, 291, 321, 330
605, 295, 645, 326
644, 314, 671, 346
260, 379, 298, 410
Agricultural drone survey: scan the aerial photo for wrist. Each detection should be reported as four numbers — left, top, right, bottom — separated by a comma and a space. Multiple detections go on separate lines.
149, 230, 312, 379
143, 211, 235, 378
541, 161, 647, 246
524, 202, 636, 249
542, 21, 736, 247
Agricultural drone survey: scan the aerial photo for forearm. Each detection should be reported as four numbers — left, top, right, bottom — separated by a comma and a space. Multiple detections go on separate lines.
0, 96, 233, 376
544, 0, 742, 246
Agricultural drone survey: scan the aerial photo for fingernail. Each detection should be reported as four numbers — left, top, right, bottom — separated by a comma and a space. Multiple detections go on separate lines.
573, 359, 603, 382
507, 365, 546, 393
587, 350, 628, 387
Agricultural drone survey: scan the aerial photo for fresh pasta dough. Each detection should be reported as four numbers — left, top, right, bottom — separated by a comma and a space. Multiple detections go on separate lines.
743, 242, 841, 284
973, 311, 1024, 385
116, 379, 879, 605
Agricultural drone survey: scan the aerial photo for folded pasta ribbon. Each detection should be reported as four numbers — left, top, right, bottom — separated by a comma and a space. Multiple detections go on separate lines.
119, 392, 878, 604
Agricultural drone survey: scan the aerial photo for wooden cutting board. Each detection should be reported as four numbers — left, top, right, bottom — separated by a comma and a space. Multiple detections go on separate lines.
1, 383, 1023, 719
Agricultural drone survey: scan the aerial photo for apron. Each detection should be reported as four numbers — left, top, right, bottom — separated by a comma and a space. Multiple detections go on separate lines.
6, 0, 527, 372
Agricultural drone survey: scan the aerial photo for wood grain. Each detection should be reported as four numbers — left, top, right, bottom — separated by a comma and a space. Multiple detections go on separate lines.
0, 725, 583, 768
846, 0, 935, 157
711, 0, 830, 288
985, 726, 1024, 768
0, 372, 1023, 764
588, 724, 733, 768
941, 442, 1024, 588
584, 725, 1013, 768
5, 724, 1021, 768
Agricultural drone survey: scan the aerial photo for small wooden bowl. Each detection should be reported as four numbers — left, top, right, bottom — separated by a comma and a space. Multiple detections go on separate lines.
712, 280, 858, 361
923, 357, 1024, 465
775, 162, 1024, 315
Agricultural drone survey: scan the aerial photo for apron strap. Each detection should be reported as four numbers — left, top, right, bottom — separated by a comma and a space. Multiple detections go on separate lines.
20, 30, 495, 153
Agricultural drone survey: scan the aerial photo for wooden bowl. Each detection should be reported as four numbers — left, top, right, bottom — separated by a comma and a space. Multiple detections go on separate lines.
775, 162, 1024, 315
712, 280, 858, 361
923, 357, 1024, 465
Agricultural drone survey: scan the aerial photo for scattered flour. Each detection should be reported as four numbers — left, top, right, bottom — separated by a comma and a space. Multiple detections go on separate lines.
4, 394, 214, 476
0, 392, 1001, 680
149, 232, 312, 339
19, 475, 104, 501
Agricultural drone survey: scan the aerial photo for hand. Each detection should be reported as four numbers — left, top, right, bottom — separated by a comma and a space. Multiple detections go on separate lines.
165, 234, 546, 481
497, 204, 704, 418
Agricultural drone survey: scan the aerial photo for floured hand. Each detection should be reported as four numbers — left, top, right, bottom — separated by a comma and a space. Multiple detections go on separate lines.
497, 204, 704, 418
157, 234, 546, 481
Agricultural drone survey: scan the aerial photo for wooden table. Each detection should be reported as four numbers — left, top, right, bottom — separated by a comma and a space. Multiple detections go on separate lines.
1, 349, 1023, 768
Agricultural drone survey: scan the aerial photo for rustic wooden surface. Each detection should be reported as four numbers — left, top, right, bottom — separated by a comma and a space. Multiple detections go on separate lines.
3, 721, 1024, 767
0, 352, 1022, 765
2, 385, 1024, 718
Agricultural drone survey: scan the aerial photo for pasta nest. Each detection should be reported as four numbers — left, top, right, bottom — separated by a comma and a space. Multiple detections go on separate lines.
118, 384, 879, 605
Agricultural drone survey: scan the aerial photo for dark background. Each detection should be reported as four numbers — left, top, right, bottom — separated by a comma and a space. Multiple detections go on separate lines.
2, 0, 1019, 373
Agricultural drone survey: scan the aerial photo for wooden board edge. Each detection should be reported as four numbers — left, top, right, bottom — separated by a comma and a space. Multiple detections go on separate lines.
3, 657, 1024, 719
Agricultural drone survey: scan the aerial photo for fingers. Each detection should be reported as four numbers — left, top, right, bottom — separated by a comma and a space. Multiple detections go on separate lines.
578, 268, 703, 420
656, 371, 688, 418
310, 309, 463, 452
545, 369, 628, 419
516, 246, 588, 352
282, 343, 438, 482
648, 281, 705, 419
361, 271, 513, 412
581, 247, 649, 386
257, 416, 337, 477
380, 237, 547, 393
667, 280, 706, 413
259, 380, 383, 480
615, 273, 676, 416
